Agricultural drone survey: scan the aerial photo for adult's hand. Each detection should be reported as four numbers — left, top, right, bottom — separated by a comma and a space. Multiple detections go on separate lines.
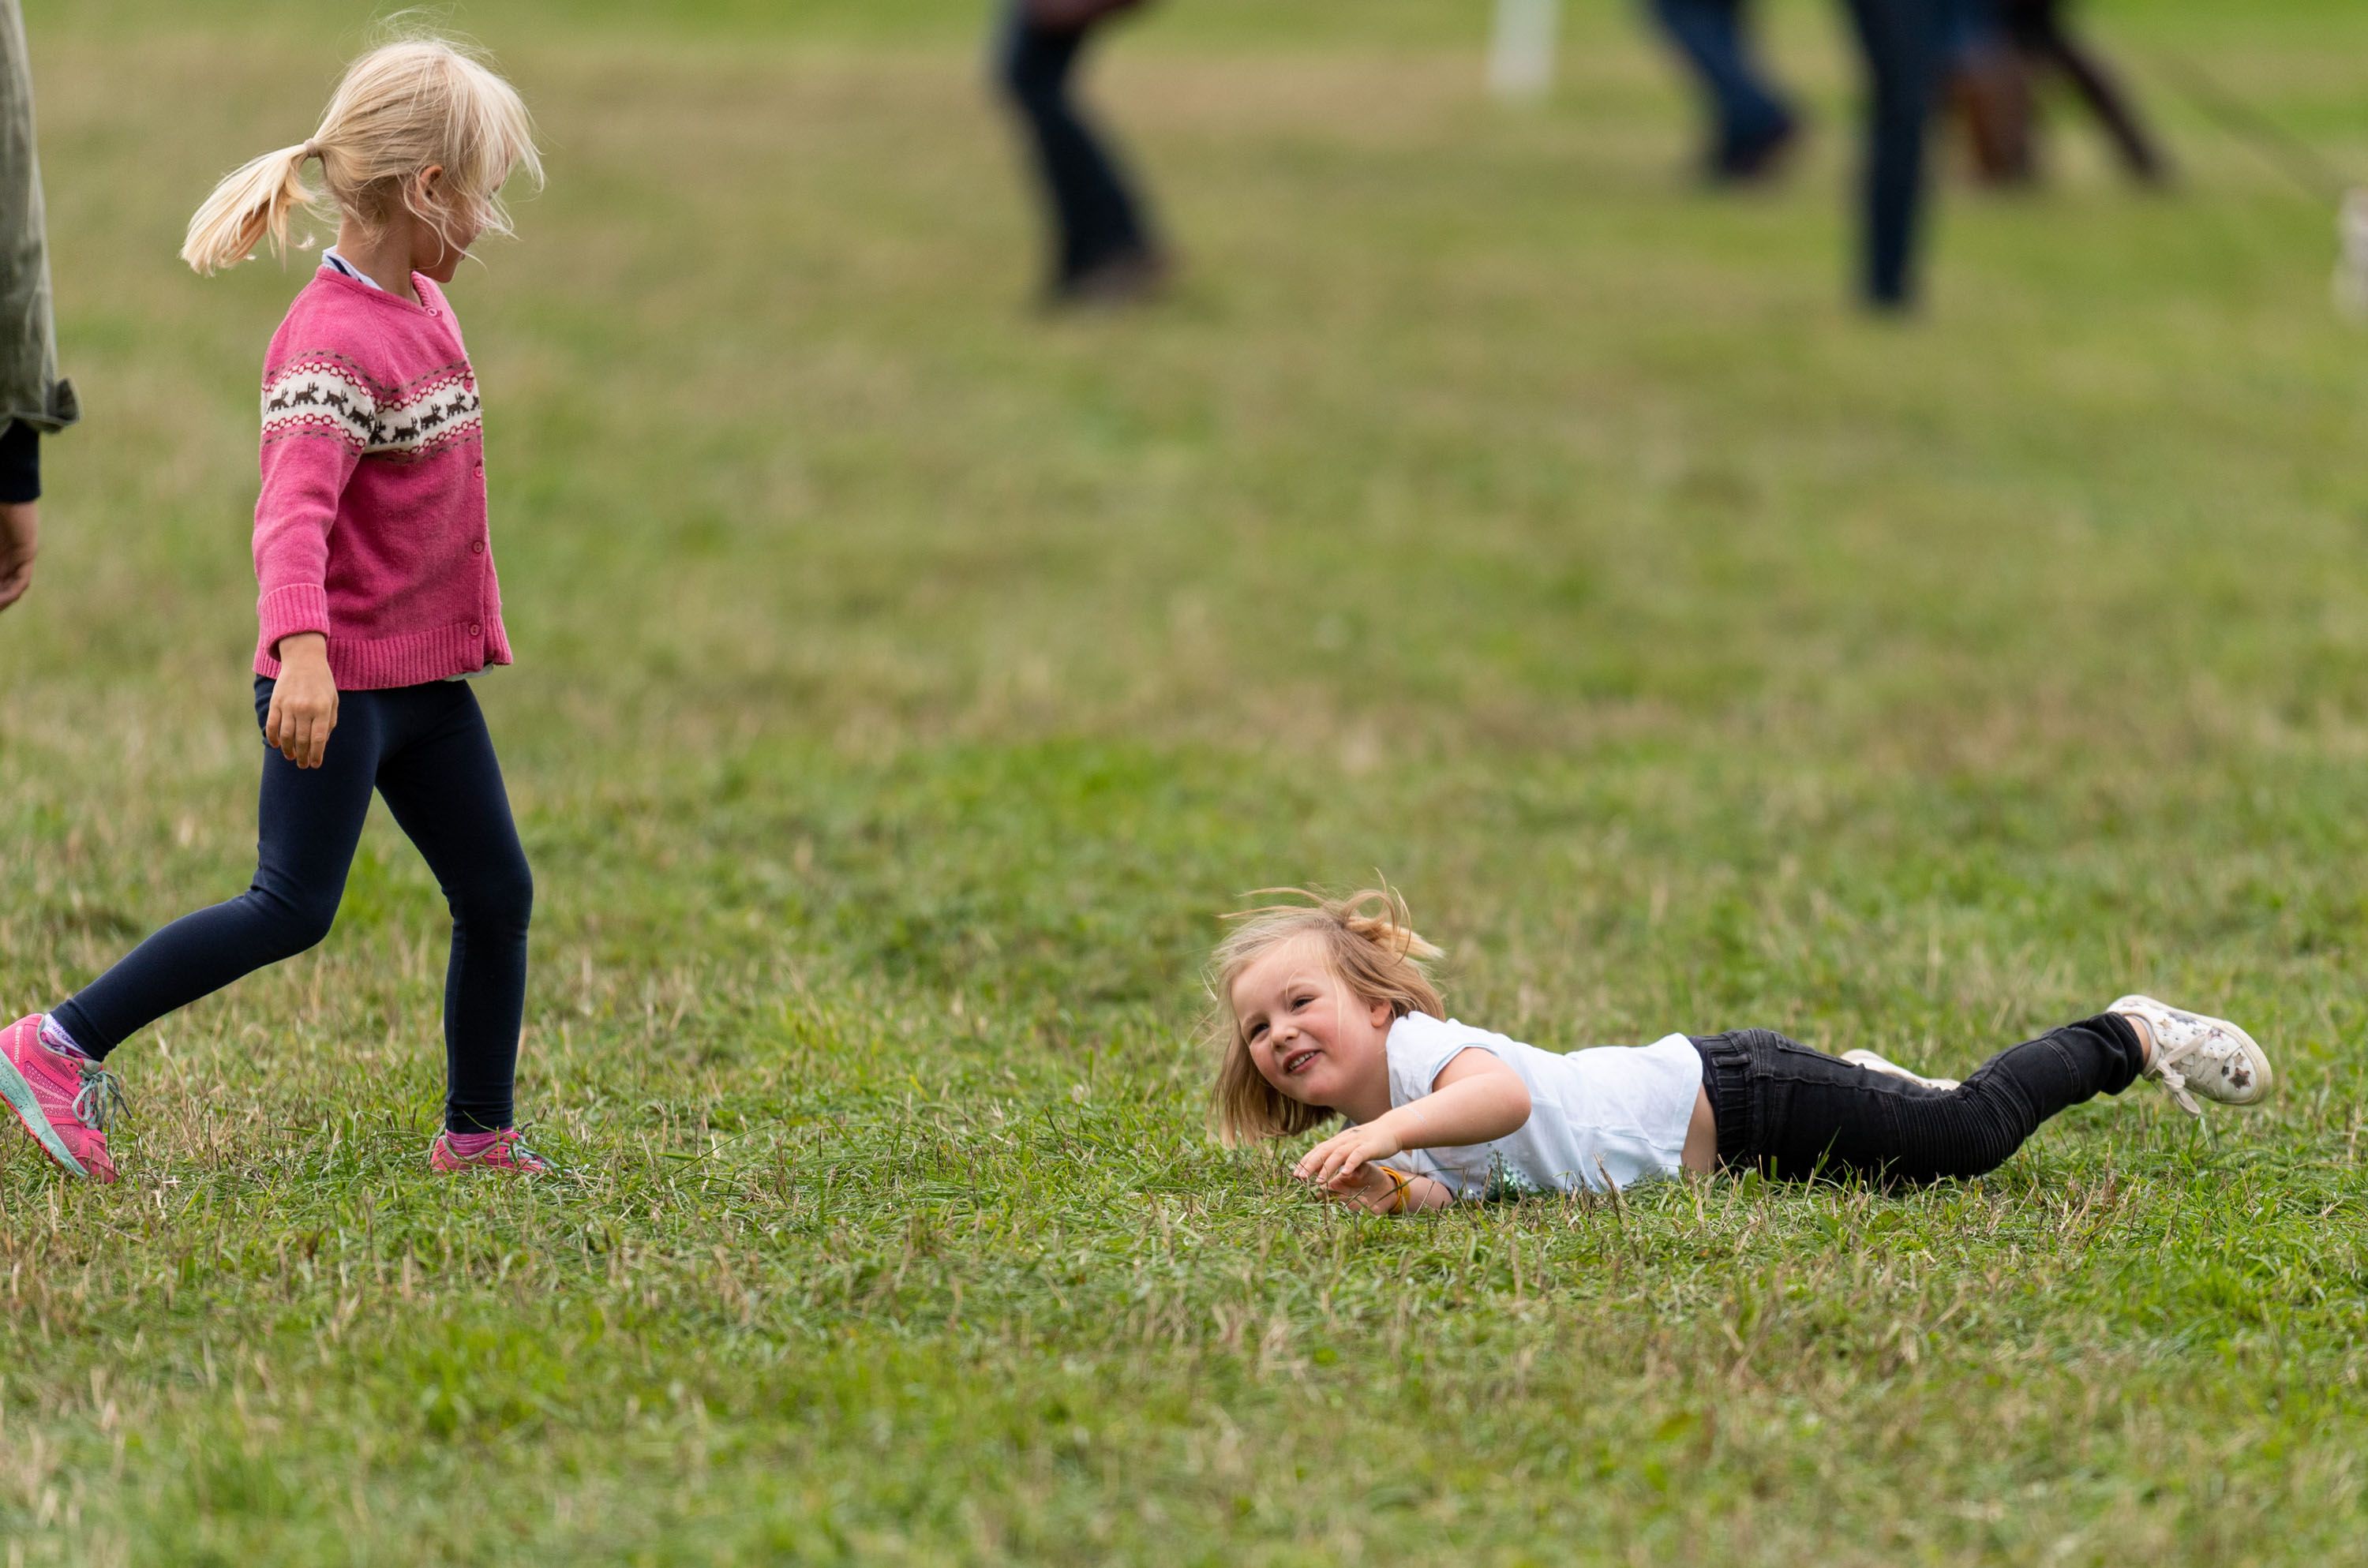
0, 500, 35, 612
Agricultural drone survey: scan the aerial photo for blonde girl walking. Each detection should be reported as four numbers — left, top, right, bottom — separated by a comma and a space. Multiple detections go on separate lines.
1211, 889, 2273, 1211
2, 36, 549, 1181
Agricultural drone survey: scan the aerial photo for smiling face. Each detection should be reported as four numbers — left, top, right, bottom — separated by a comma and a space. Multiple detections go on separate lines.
1228, 933, 1397, 1119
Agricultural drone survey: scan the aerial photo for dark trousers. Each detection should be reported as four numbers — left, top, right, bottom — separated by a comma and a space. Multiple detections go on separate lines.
1646, 0, 1946, 305
0, 418, 37, 503
996, 6, 1156, 286
1692, 1014, 2145, 1184
1841, 0, 1947, 308
55, 678, 533, 1133
1644, 0, 1797, 174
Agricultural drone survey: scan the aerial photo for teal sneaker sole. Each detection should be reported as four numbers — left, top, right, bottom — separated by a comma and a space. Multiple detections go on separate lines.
0, 1046, 91, 1178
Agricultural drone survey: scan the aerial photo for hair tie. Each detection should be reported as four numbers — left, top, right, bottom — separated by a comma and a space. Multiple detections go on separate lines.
301, 140, 321, 159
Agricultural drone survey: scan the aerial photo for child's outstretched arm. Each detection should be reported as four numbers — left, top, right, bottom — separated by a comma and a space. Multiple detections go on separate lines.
1293, 1047, 1531, 1202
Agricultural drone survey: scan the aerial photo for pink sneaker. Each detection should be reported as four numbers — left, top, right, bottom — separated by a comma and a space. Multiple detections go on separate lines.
0, 1014, 126, 1183
429, 1127, 553, 1175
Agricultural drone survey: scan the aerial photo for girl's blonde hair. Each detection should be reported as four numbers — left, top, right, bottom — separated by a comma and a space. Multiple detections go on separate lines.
1206, 885, 1445, 1147
182, 31, 542, 275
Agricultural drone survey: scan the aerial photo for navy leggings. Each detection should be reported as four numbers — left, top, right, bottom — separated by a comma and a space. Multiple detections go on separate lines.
54, 678, 533, 1133
1692, 1015, 2145, 1184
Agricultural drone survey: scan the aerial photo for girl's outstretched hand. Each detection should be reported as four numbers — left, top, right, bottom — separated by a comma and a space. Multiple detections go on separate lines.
1295, 1124, 1403, 1192
266, 633, 339, 769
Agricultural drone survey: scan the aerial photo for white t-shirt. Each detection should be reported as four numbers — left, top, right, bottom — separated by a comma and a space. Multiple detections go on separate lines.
1370, 1012, 1703, 1200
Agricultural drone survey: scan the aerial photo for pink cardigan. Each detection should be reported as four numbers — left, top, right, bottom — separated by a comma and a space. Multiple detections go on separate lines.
252, 268, 511, 689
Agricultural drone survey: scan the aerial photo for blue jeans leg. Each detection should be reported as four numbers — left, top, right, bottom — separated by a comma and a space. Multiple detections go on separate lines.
1840, 0, 1947, 306
1647, 0, 1797, 172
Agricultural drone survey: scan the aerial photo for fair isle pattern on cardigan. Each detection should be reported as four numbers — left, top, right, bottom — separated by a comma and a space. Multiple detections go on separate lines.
260, 356, 484, 459
251, 268, 511, 690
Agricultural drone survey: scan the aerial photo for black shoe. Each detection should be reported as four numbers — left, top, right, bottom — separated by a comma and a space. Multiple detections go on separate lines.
1707, 117, 1800, 186
1046, 249, 1173, 311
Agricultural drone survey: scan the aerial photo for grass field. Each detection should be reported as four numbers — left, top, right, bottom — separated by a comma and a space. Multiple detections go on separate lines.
5, 0, 2368, 1561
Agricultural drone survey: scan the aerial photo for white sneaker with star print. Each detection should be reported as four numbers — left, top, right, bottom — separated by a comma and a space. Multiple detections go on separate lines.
2111, 996, 2272, 1116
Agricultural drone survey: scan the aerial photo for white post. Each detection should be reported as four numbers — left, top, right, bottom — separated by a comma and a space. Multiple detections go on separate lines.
1489, 0, 1561, 103
2338, 189, 2368, 322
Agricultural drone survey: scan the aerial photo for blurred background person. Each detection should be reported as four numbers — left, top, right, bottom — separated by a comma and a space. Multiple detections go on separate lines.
0, 0, 77, 612
1840, 0, 1948, 311
1954, 0, 2171, 187
1945, 0, 2032, 183
1641, 0, 1800, 184
995, 0, 1171, 309
1642, 0, 1948, 312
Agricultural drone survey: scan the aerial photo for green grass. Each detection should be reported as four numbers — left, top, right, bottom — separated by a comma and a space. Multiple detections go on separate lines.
5, 0, 2368, 1561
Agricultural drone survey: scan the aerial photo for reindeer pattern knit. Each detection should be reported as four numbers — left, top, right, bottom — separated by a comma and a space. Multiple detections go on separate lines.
252, 267, 511, 690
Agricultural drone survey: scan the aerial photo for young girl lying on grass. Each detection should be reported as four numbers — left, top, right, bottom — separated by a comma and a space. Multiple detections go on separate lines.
1209, 889, 2273, 1211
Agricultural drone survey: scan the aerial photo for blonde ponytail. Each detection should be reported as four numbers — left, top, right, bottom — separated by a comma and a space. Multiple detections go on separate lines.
181, 143, 320, 275
181, 32, 541, 276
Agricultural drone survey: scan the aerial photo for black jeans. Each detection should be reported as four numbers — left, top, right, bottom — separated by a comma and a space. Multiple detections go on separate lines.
1691, 1014, 2145, 1184
996, 5, 1157, 287
55, 678, 533, 1133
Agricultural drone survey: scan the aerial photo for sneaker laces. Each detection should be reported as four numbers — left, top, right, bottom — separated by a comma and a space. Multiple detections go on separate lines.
72, 1064, 129, 1134
2150, 1063, 2201, 1117
501, 1132, 554, 1171
2141, 1030, 2205, 1117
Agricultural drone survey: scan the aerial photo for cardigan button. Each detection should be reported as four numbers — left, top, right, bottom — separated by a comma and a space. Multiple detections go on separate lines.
471, 540, 485, 555
470, 623, 483, 638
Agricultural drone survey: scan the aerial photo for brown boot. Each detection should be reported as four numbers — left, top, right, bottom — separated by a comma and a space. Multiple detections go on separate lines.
1950, 48, 2036, 185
